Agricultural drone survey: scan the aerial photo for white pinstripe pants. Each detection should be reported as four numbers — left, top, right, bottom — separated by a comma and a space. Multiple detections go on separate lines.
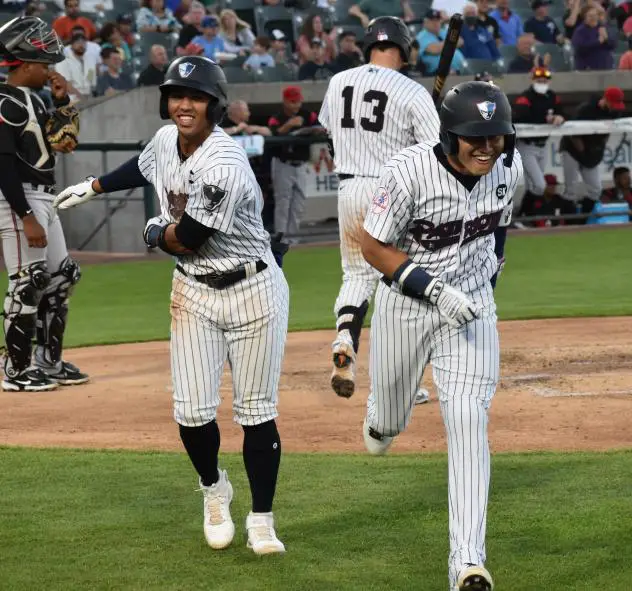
169, 250, 289, 427
367, 280, 499, 588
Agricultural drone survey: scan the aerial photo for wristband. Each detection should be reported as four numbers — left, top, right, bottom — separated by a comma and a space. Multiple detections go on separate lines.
392, 260, 434, 299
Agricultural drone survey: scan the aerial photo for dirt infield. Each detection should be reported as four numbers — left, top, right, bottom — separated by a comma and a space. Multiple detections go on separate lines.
1, 317, 631, 454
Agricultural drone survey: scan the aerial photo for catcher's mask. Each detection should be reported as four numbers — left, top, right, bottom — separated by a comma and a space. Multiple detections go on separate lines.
0, 16, 64, 66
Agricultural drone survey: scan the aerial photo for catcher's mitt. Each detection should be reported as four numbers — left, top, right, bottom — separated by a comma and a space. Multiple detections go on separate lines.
46, 104, 80, 153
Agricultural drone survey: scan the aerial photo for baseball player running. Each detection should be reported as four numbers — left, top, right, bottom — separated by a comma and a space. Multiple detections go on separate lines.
54, 56, 289, 555
0, 16, 88, 392
361, 81, 523, 590
318, 16, 440, 399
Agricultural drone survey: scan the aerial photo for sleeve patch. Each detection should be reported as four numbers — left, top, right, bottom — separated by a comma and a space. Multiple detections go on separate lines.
371, 187, 390, 215
203, 183, 227, 213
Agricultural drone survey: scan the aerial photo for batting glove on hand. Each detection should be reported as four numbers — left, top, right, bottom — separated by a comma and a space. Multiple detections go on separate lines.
53, 176, 99, 210
424, 278, 480, 328
143, 215, 170, 249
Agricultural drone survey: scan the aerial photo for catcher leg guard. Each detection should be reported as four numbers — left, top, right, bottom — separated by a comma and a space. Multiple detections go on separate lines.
331, 301, 369, 398
34, 256, 81, 372
2, 262, 50, 378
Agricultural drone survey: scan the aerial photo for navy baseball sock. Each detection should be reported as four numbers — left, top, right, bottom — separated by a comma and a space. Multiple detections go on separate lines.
179, 420, 220, 487
242, 420, 281, 513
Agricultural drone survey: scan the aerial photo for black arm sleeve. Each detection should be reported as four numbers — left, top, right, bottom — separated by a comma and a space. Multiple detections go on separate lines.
494, 226, 507, 259
174, 212, 217, 251
99, 155, 151, 193
0, 154, 32, 218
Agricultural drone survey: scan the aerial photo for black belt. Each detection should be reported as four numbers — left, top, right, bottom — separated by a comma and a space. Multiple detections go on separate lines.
337, 174, 380, 180
27, 183, 56, 194
176, 260, 267, 289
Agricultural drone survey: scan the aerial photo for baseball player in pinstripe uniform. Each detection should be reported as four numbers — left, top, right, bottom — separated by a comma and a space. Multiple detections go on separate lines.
318, 16, 440, 401
361, 81, 523, 591
54, 56, 289, 555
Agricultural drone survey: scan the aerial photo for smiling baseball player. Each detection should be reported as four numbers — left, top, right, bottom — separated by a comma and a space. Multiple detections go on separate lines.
54, 56, 288, 555
360, 81, 523, 590
318, 16, 440, 401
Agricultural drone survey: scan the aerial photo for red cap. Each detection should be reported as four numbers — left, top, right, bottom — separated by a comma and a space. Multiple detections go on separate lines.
283, 85, 303, 102
604, 86, 625, 110
544, 174, 558, 186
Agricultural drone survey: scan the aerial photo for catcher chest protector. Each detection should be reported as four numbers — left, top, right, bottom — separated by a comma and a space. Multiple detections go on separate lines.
0, 16, 64, 64
159, 56, 228, 125
439, 81, 516, 167
363, 16, 412, 63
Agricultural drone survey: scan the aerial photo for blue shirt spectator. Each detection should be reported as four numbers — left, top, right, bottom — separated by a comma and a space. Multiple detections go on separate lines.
191, 16, 226, 61
524, 0, 563, 44
136, 0, 181, 33
489, 0, 524, 46
416, 10, 465, 74
244, 53, 275, 69
460, 14, 501, 60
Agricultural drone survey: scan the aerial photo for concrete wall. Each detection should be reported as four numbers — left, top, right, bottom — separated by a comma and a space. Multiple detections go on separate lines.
58, 70, 631, 252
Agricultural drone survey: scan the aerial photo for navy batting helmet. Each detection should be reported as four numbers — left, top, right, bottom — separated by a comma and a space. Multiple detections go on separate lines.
439, 81, 516, 167
363, 16, 412, 63
159, 56, 228, 124
0, 16, 64, 65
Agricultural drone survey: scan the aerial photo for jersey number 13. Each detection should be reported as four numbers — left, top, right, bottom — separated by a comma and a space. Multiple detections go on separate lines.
340, 86, 389, 133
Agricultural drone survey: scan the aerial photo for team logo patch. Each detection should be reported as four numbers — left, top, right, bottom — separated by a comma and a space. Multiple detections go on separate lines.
166, 189, 189, 221
496, 184, 507, 199
477, 100, 496, 120
376, 29, 388, 41
203, 184, 227, 213
371, 187, 389, 214
179, 62, 196, 78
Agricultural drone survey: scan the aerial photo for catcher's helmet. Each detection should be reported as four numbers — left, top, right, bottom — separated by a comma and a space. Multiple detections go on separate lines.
159, 56, 228, 124
439, 81, 516, 167
0, 16, 64, 65
363, 16, 412, 63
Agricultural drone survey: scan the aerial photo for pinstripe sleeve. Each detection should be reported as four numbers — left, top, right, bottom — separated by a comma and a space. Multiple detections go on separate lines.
500, 151, 524, 227
138, 136, 156, 184
318, 87, 330, 129
410, 85, 440, 143
363, 164, 413, 244
186, 166, 244, 233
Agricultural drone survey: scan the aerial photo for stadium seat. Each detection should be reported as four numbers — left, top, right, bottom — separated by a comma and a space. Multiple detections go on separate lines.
224, 67, 257, 83
461, 58, 505, 76
535, 43, 572, 72
254, 65, 297, 82
335, 23, 365, 43
255, 6, 295, 45
135, 31, 178, 57
113, 0, 140, 16
500, 44, 518, 62
333, 0, 359, 27
408, 0, 432, 22
219, 0, 257, 31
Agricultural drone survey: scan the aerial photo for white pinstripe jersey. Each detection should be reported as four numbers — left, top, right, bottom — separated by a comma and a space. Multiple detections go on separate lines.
364, 142, 524, 294
318, 65, 440, 176
139, 124, 269, 275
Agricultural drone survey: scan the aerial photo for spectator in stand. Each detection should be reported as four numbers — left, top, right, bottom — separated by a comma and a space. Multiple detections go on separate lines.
297, 14, 336, 65
218, 8, 255, 55
572, 5, 616, 70
400, 39, 423, 76
223, 100, 272, 136
508, 33, 551, 72
619, 36, 632, 68
331, 29, 363, 73
524, 0, 565, 44
476, 0, 501, 46
65, 0, 112, 13
527, 174, 577, 227
100, 22, 132, 62
54, 30, 98, 101
489, 0, 524, 46
177, 1, 205, 53
53, 0, 97, 42
560, 87, 626, 212
460, 3, 501, 61
417, 9, 465, 75
243, 36, 275, 70
348, 0, 415, 28
613, 0, 632, 30
564, 0, 583, 39
64, 24, 102, 65
95, 47, 134, 96
601, 167, 632, 207
298, 37, 335, 80
173, 0, 191, 22
137, 44, 168, 86
191, 15, 225, 61
136, 0, 181, 33
116, 14, 136, 48
269, 29, 292, 67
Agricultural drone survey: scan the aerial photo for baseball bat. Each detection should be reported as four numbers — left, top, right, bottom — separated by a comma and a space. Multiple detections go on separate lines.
431, 13, 463, 109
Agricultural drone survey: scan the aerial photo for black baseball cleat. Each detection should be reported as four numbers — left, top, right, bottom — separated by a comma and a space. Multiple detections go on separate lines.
457, 565, 494, 590
46, 361, 90, 386
2, 368, 59, 392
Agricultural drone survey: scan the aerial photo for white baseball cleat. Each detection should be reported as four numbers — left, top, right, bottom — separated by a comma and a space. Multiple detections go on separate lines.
199, 469, 235, 549
246, 511, 286, 555
415, 387, 430, 405
331, 340, 356, 398
362, 418, 393, 455
456, 564, 494, 590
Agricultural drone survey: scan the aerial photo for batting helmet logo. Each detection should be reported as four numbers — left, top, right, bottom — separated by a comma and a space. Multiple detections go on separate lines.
178, 62, 196, 78
476, 101, 496, 121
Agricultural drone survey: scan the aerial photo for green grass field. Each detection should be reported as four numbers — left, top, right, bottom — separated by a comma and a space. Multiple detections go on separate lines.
2, 228, 632, 590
